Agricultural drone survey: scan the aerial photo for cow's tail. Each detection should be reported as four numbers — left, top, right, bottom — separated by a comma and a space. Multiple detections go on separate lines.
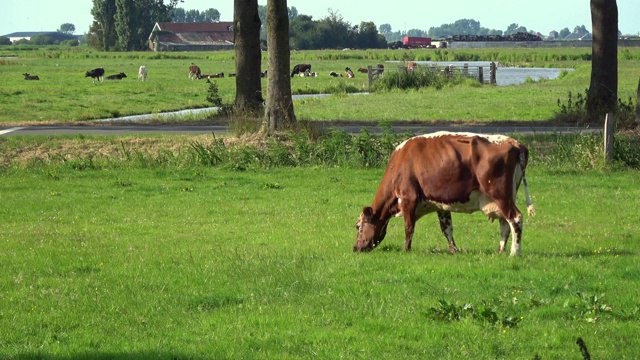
519, 151, 535, 217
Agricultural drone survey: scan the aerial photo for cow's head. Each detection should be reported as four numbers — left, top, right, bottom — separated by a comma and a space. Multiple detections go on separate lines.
354, 206, 388, 252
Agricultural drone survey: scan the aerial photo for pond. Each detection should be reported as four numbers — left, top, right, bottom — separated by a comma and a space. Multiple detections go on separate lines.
392, 61, 574, 86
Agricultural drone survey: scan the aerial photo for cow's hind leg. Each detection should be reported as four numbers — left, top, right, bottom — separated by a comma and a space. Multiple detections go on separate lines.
437, 211, 457, 254
506, 213, 523, 256
498, 218, 511, 254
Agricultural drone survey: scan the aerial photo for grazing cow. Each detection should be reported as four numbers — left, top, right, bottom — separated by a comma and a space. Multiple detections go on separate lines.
106, 72, 127, 80
138, 65, 147, 81
354, 132, 535, 256
345, 67, 355, 78
329, 71, 343, 77
85, 68, 105, 84
23, 73, 39, 80
291, 63, 311, 77
189, 63, 201, 80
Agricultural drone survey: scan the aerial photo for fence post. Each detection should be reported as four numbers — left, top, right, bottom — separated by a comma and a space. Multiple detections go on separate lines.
490, 62, 497, 85
367, 65, 373, 91
604, 113, 615, 163
478, 66, 484, 83
463, 63, 468, 76
636, 76, 640, 127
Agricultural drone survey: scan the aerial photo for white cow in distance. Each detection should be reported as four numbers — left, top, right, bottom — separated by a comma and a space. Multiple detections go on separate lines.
138, 65, 147, 81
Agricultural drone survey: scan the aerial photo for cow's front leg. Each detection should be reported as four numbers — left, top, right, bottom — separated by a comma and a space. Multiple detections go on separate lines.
401, 199, 418, 251
437, 211, 457, 254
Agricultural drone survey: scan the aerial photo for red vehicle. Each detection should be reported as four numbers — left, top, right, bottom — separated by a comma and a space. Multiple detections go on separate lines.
402, 36, 432, 48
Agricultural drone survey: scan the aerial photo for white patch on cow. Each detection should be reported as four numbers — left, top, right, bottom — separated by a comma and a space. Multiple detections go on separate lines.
414, 191, 502, 219
395, 131, 511, 150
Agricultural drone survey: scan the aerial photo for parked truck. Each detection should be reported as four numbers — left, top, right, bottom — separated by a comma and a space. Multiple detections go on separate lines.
402, 36, 432, 48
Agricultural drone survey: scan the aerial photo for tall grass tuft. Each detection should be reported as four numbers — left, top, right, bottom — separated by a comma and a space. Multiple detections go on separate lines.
554, 89, 638, 129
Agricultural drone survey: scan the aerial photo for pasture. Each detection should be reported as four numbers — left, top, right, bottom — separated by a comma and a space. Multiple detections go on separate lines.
0, 47, 639, 124
1, 129, 640, 358
0, 160, 639, 359
1, 45, 640, 358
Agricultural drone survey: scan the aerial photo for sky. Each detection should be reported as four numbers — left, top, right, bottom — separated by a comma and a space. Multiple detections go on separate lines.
1, 0, 639, 37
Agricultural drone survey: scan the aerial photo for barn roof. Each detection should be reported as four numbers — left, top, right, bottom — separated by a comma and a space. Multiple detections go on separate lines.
149, 22, 235, 47
154, 22, 234, 33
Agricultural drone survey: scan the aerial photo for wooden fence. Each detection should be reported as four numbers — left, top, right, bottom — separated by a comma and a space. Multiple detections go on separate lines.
366, 62, 497, 89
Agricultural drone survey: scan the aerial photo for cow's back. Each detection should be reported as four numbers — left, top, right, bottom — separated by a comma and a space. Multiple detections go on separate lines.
384, 133, 524, 206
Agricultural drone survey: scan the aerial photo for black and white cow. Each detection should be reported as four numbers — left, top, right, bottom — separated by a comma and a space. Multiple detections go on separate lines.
85, 68, 105, 84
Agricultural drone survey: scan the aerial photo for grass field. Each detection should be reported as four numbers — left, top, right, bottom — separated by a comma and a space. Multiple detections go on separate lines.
1, 45, 640, 359
1, 47, 639, 125
1, 162, 639, 359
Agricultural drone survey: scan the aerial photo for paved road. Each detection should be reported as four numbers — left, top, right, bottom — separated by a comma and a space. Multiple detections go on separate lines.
0, 123, 599, 137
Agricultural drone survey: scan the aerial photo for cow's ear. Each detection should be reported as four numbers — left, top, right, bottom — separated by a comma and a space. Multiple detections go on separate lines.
362, 207, 374, 220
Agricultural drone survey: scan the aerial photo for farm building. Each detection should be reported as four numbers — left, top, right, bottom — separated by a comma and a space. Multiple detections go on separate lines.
148, 22, 235, 51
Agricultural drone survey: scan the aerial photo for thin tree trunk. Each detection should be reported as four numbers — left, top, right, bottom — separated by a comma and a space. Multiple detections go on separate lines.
636, 76, 640, 127
262, 0, 295, 134
234, 0, 263, 115
587, 0, 618, 122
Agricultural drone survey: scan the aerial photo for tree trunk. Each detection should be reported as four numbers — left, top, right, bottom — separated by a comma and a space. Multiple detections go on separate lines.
636, 76, 640, 127
233, 0, 263, 115
262, 0, 295, 134
587, 0, 618, 122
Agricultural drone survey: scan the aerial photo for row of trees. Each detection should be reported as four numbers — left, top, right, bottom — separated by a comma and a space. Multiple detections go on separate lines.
88, 0, 181, 51
169, 8, 221, 23
379, 20, 593, 42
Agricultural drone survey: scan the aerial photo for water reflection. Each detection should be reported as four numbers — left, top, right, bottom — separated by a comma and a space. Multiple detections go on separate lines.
392, 61, 574, 86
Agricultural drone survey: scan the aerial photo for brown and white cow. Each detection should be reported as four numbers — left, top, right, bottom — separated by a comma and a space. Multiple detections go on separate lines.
189, 63, 201, 80
354, 131, 535, 256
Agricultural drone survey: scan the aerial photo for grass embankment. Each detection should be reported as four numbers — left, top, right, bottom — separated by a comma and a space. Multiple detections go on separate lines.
0, 47, 639, 124
1, 131, 640, 359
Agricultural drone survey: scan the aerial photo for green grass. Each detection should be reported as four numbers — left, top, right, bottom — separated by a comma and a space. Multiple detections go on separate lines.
1, 47, 639, 124
1, 164, 639, 359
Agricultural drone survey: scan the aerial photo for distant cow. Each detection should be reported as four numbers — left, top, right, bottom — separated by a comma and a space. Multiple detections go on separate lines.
189, 64, 201, 80
291, 64, 311, 77
345, 67, 355, 78
260, 70, 268, 78
138, 65, 147, 81
329, 71, 343, 77
200, 72, 224, 79
23, 73, 39, 80
85, 68, 105, 84
354, 131, 535, 256
106, 72, 127, 80
357, 67, 368, 74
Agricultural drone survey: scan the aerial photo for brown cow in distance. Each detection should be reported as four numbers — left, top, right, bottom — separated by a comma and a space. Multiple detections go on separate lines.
189, 63, 201, 80
354, 132, 535, 256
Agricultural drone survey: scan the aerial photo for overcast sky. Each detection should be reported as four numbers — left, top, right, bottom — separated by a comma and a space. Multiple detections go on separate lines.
1, 0, 638, 37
